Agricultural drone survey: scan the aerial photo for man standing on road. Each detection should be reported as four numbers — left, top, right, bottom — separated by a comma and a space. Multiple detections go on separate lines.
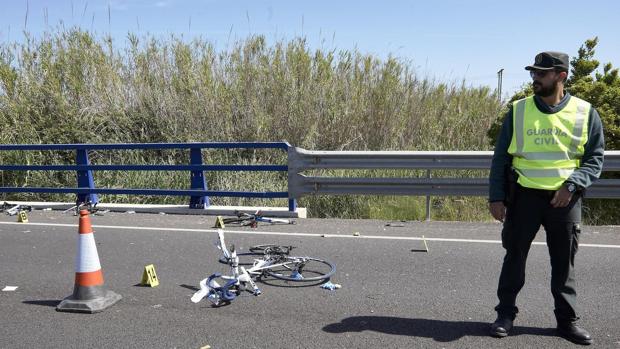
488, 51, 605, 345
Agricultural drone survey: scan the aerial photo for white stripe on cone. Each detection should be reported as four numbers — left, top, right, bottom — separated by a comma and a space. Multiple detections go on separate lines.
75, 233, 102, 273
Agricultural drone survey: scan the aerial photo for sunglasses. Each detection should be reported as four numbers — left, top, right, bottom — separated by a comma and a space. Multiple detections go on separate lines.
529, 70, 554, 79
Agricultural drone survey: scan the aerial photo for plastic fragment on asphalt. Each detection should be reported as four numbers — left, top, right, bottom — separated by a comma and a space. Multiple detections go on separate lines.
290, 271, 303, 280
320, 281, 341, 290
2, 286, 18, 291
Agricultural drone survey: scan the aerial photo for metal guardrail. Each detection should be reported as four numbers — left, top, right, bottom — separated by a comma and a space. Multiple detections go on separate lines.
0, 142, 295, 211
288, 147, 620, 200
1, 143, 618, 216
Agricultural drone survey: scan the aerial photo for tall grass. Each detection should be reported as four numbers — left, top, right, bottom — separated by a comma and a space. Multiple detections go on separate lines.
0, 27, 506, 219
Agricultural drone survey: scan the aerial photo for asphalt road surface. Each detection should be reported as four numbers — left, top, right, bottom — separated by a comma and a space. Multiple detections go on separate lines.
1, 211, 619, 348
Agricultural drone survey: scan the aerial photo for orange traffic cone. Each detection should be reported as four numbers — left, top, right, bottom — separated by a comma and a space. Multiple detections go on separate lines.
57, 210, 121, 313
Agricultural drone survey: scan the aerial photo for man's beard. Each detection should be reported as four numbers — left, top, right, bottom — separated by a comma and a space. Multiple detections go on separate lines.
533, 81, 558, 97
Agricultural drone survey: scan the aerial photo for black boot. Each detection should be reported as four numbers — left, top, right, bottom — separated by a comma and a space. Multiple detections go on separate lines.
490, 316, 513, 338
557, 322, 592, 345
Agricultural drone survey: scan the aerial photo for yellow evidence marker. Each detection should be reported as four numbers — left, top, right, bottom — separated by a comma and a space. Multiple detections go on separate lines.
141, 264, 159, 287
214, 216, 225, 228
17, 211, 29, 223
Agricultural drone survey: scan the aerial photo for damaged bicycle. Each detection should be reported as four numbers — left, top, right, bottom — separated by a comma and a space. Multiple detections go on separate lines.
191, 229, 336, 306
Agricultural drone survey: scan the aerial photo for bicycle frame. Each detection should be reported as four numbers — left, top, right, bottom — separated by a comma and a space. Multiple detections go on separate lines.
191, 229, 264, 305
1, 203, 32, 216
218, 230, 308, 279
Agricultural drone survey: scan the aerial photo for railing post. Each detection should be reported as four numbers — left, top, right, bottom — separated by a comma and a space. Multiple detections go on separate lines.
189, 148, 209, 209
425, 169, 431, 221
287, 145, 301, 213
288, 198, 297, 212
75, 149, 98, 205
285, 143, 297, 212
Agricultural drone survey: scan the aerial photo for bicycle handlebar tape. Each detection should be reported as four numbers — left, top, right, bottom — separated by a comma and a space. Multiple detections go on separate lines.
57, 210, 122, 313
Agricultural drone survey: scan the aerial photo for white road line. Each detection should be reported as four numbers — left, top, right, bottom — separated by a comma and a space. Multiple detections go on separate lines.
1, 221, 619, 249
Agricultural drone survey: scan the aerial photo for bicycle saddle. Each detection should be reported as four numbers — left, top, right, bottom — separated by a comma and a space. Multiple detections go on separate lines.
207, 273, 238, 302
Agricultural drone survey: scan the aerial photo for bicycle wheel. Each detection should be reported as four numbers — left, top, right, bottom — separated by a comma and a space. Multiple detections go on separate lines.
266, 256, 336, 282
222, 217, 246, 224
249, 244, 294, 255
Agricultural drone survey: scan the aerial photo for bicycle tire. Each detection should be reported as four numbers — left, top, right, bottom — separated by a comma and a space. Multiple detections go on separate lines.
249, 244, 294, 255
266, 256, 336, 282
222, 217, 247, 224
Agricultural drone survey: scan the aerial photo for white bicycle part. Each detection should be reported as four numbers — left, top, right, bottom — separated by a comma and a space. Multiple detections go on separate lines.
191, 277, 217, 303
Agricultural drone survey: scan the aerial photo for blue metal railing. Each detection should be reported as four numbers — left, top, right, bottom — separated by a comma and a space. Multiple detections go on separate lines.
0, 142, 296, 211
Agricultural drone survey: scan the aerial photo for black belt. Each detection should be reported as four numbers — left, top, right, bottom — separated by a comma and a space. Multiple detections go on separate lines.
517, 184, 556, 198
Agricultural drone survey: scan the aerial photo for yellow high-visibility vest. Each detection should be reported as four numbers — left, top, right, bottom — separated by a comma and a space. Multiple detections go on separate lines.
507, 95, 590, 190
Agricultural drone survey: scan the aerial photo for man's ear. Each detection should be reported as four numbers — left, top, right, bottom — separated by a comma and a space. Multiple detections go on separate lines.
558, 71, 568, 82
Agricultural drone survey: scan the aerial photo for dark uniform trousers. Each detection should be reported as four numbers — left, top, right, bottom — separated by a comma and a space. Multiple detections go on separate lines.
495, 185, 581, 323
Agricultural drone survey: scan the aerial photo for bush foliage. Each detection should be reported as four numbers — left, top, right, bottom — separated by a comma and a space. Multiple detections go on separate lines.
0, 28, 504, 219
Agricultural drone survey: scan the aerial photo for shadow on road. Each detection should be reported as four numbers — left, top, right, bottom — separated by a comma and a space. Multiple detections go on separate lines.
322, 316, 556, 342
22, 300, 61, 307
180, 284, 200, 291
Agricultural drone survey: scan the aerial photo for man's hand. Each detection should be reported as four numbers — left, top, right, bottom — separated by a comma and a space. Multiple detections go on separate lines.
489, 201, 506, 222
550, 186, 573, 208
